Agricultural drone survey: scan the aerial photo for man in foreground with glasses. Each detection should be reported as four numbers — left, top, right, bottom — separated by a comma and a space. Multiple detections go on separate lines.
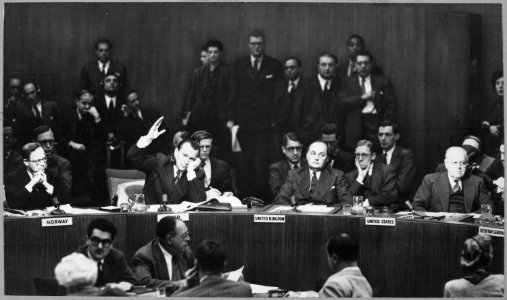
269, 132, 307, 197
5, 142, 69, 210
413, 146, 491, 213
75, 218, 137, 292
274, 140, 351, 206
346, 139, 397, 208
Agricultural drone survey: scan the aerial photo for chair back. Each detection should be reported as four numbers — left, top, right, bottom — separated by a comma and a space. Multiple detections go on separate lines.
34, 277, 66, 296
105, 168, 146, 203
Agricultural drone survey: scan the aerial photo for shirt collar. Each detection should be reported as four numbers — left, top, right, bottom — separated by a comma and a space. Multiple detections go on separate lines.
447, 173, 462, 188
317, 74, 331, 90
384, 145, 396, 162
251, 55, 263, 65
87, 250, 105, 264
289, 77, 300, 87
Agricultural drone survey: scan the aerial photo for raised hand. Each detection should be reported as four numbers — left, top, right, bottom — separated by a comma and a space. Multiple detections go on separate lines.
146, 117, 167, 140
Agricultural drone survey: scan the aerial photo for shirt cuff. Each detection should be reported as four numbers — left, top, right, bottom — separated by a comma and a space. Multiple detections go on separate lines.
186, 170, 197, 181
136, 136, 152, 148
45, 185, 54, 195
25, 184, 33, 193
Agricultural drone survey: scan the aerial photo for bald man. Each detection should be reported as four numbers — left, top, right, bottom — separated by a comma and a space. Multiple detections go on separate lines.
413, 147, 491, 213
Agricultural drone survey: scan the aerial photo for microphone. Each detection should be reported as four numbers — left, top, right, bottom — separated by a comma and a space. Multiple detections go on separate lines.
50, 197, 66, 215
290, 196, 301, 213
158, 193, 172, 212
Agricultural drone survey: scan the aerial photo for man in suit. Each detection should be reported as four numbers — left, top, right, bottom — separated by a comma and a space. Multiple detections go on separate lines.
12, 81, 59, 148
268, 132, 306, 197
486, 144, 504, 214
5, 142, 70, 210
320, 123, 354, 173
271, 57, 306, 161
413, 147, 491, 213
94, 73, 125, 144
4, 77, 22, 126
301, 54, 341, 146
228, 30, 283, 199
339, 50, 397, 151
182, 39, 231, 161
346, 139, 398, 207
190, 130, 233, 194
336, 34, 365, 79
75, 218, 137, 291
132, 216, 196, 293
375, 121, 416, 208
3, 126, 23, 175
80, 38, 128, 96
127, 117, 206, 204
274, 140, 352, 206
172, 240, 252, 297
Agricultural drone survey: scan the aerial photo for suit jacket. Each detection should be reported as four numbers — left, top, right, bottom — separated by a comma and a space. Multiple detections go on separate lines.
206, 157, 233, 192
301, 76, 342, 143
346, 163, 398, 207
271, 77, 306, 135
336, 60, 382, 79
80, 60, 128, 96
132, 239, 194, 289
228, 55, 282, 131
12, 99, 59, 147
3, 149, 23, 175
330, 149, 355, 173
94, 93, 125, 137
75, 244, 137, 287
339, 74, 397, 149
319, 267, 372, 298
413, 172, 491, 213
274, 166, 352, 206
5, 168, 70, 210
127, 145, 206, 204
116, 108, 161, 150
172, 274, 252, 297
486, 158, 504, 180
268, 159, 307, 197
375, 146, 417, 202
46, 153, 72, 197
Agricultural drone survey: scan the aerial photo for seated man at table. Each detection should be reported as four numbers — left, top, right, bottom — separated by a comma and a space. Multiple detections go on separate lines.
75, 218, 137, 292
268, 132, 307, 197
413, 147, 491, 213
286, 233, 372, 298
486, 143, 504, 214
5, 142, 70, 210
274, 140, 352, 206
127, 117, 206, 204
346, 139, 397, 208
172, 240, 252, 297
132, 216, 195, 293
320, 123, 354, 173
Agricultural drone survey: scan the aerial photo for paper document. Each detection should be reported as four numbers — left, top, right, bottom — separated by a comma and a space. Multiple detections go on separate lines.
226, 265, 244, 281
268, 204, 336, 213
250, 284, 280, 294
231, 125, 241, 152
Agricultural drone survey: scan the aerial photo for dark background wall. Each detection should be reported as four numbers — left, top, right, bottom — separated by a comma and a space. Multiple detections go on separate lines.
3, 2, 503, 175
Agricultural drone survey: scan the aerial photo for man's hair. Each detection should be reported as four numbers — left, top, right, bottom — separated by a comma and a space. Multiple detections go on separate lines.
445, 146, 468, 161
200, 45, 208, 52
355, 139, 374, 152
86, 218, 117, 241
103, 73, 119, 81
54, 253, 98, 289
21, 142, 42, 160
282, 132, 301, 147
206, 39, 224, 52
76, 89, 93, 101
491, 70, 503, 87
347, 34, 365, 46
156, 216, 178, 239
190, 130, 214, 143
248, 30, 265, 40
317, 53, 336, 64
320, 123, 338, 136
355, 49, 374, 62
124, 89, 138, 99
95, 38, 112, 50
379, 120, 399, 135
461, 233, 493, 272
285, 56, 302, 67
326, 233, 358, 262
32, 125, 52, 140
195, 240, 226, 273
176, 138, 200, 151
173, 131, 190, 148
307, 140, 329, 153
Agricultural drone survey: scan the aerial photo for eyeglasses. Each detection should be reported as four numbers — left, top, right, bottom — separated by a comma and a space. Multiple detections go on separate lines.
199, 145, 212, 150
449, 161, 467, 167
28, 157, 47, 164
285, 146, 303, 153
38, 139, 54, 146
355, 153, 371, 158
90, 236, 112, 247
356, 61, 371, 66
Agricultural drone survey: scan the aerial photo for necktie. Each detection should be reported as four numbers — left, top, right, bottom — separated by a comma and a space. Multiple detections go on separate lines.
309, 171, 317, 195
291, 163, 299, 170
288, 81, 295, 93
33, 104, 42, 120
382, 152, 387, 164
452, 180, 461, 193
96, 261, 103, 286
202, 161, 210, 188
348, 61, 354, 76
254, 58, 259, 72
108, 98, 114, 111
324, 80, 330, 92
101, 64, 106, 76
360, 77, 366, 94
174, 170, 182, 185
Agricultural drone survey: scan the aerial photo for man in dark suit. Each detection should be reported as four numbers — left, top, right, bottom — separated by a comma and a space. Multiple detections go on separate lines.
486, 144, 504, 214
269, 132, 306, 198
190, 130, 233, 194
80, 38, 128, 96
320, 123, 354, 172
3, 126, 23, 175
339, 50, 397, 151
172, 240, 252, 297
413, 147, 491, 213
132, 216, 195, 293
271, 57, 306, 161
75, 218, 137, 291
346, 139, 398, 207
375, 121, 416, 208
93, 73, 125, 144
182, 39, 231, 161
12, 81, 59, 148
5, 142, 70, 210
301, 54, 341, 146
127, 117, 206, 204
274, 140, 352, 206
336, 34, 365, 79
227, 30, 283, 199
4, 77, 22, 126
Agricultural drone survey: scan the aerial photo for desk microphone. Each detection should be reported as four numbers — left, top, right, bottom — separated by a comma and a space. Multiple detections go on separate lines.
50, 197, 66, 215
290, 196, 301, 213
158, 194, 171, 212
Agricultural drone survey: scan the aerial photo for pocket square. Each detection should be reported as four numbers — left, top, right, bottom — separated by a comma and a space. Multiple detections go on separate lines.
266, 74, 273, 79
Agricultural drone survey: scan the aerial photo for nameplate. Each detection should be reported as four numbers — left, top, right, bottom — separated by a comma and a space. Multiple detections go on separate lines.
254, 215, 285, 223
479, 226, 504, 237
365, 217, 396, 226
41, 217, 73, 227
157, 213, 189, 222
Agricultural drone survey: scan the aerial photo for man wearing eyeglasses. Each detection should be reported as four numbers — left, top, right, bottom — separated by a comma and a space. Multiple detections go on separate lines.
274, 140, 351, 206
413, 147, 491, 213
5, 142, 69, 210
346, 139, 397, 208
76, 218, 137, 291
269, 132, 307, 198
132, 216, 196, 294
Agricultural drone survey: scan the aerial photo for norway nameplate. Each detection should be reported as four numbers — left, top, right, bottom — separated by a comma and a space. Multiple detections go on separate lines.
41, 217, 73, 227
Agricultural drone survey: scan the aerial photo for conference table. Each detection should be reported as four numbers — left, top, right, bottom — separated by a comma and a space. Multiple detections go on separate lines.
3, 206, 504, 297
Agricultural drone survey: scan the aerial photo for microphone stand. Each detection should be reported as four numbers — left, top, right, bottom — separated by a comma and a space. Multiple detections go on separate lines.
50, 197, 66, 215
158, 194, 172, 212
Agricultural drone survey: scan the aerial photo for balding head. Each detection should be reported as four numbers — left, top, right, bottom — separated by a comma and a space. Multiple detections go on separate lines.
444, 147, 468, 180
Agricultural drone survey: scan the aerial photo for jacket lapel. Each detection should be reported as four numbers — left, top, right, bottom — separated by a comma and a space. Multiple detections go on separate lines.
370, 164, 380, 193
438, 173, 451, 211
152, 241, 170, 280
462, 176, 475, 212
299, 168, 311, 200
